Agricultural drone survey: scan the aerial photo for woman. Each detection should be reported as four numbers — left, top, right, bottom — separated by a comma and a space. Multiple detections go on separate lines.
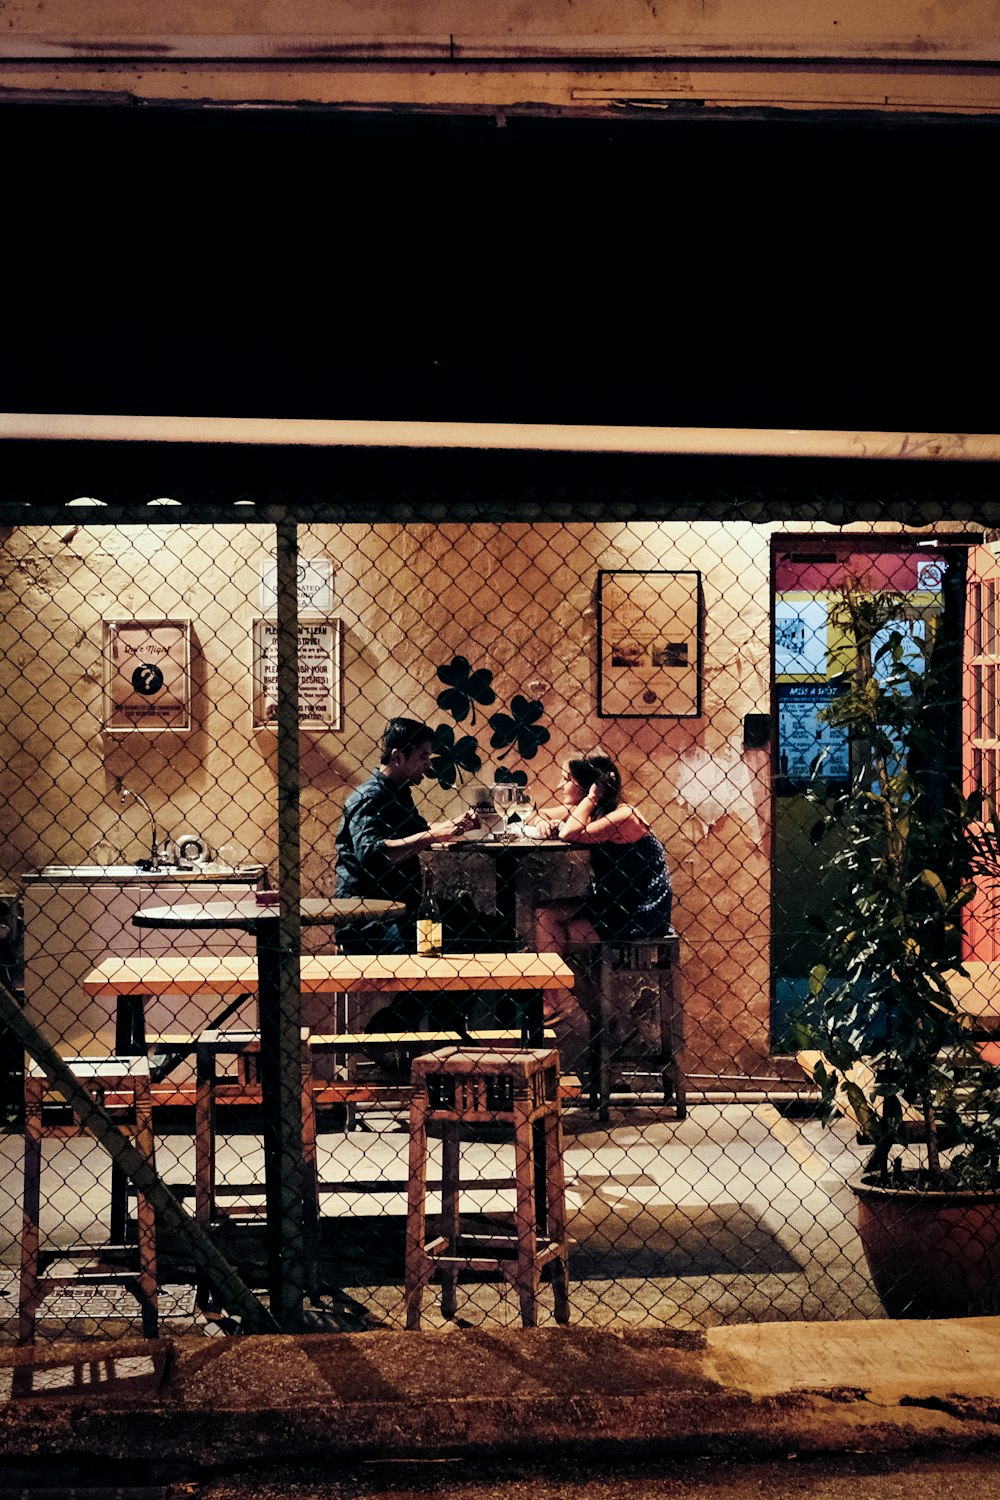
535, 754, 673, 1030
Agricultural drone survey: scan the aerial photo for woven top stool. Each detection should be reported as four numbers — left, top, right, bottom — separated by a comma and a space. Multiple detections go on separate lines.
404, 1046, 570, 1330
19, 1056, 158, 1345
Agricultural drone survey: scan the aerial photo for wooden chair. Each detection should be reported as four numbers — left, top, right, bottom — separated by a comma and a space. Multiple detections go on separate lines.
404, 1046, 570, 1330
590, 934, 685, 1121
19, 1056, 158, 1344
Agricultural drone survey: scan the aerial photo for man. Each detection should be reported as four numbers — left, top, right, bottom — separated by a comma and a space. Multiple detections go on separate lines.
334, 716, 478, 955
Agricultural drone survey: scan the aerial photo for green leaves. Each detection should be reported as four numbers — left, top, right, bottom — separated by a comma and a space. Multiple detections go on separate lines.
488, 694, 550, 760
797, 576, 1000, 1189
435, 656, 496, 724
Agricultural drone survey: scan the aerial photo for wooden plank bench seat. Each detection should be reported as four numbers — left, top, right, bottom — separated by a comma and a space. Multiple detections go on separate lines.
83, 951, 575, 997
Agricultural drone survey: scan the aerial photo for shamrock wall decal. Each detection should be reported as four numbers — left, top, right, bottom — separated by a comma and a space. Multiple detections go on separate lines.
427, 656, 549, 789
493, 765, 528, 788
430, 724, 482, 789
488, 695, 551, 761
436, 656, 496, 724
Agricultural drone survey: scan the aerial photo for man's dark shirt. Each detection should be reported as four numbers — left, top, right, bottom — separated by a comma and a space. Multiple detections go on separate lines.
334, 769, 428, 910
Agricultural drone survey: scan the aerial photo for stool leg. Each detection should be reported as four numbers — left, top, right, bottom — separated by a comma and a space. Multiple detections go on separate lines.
404, 1095, 431, 1330
439, 1121, 461, 1319
660, 960, 687, 1119
512, 1098, 540, 1328
132, 1075, 159, 1339
595, 955, 613, 1122
18, 1082, 43, 1346
544, 1108, 570, 1325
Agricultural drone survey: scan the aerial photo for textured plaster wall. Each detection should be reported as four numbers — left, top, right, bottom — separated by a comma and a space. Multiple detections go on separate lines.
0, 517, 775, 1078
1, 0, 993, 49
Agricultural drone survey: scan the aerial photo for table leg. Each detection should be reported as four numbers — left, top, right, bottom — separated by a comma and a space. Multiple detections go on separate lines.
493, 851, 519, 947
256, 931, 287, 1319
111, 994, 147, 1243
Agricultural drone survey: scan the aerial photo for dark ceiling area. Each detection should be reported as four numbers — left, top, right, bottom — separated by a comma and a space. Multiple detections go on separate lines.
3, 104, 998, 433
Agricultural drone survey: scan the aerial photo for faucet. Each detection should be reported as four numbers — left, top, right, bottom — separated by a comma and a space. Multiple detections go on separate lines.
119, 785, 160, 872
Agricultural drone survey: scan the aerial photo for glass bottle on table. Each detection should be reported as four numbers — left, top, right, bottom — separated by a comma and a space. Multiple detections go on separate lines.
416, 867, 443, 956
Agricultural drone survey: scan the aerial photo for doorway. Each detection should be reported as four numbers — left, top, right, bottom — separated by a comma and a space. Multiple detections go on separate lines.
769, 535, 967, 1050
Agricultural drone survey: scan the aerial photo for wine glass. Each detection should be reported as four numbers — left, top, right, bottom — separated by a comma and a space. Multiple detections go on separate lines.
512, 787, 536, 834
491, 784, 518, 843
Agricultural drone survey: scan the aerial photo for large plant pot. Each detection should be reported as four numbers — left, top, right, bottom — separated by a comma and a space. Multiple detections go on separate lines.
851, 1173, 1000, 1318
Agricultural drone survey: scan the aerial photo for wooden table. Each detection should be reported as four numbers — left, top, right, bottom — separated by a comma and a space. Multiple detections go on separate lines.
130, 894, 406, 1321
437, 837, 577, 949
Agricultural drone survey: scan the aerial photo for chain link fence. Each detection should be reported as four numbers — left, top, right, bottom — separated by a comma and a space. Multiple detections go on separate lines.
1, 486, 997, 1342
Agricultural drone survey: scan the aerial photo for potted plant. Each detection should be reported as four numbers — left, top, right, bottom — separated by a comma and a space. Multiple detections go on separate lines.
798, 577, 1000, 1317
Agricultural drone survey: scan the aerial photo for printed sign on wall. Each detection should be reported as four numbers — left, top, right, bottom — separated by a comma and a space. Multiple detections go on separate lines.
259, 558, 334, 614
252, 617, 342, 730
776, 681, 850, 787
102, 619, 192, 733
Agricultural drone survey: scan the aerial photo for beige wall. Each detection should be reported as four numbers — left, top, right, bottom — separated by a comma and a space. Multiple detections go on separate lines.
1, 1, 998, 115
1, 515, 776, 1079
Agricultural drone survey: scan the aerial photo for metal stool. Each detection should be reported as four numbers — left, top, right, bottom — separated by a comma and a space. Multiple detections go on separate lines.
404, 1046, 570, 1329
592, 935, 685, 1122
19, 1056, 158, 1344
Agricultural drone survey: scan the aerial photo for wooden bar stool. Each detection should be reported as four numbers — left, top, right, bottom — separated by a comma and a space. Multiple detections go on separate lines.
404, 1046, 570, 1330
592, 934, 685, 1122
19, 1056, 158, 1344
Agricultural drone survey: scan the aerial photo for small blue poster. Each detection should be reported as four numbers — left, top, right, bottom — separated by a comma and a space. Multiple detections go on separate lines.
776, 681, 850, 787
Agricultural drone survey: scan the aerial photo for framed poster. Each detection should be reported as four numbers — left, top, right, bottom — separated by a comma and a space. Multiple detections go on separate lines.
252, 617, 342, 730
102, 619, 192, 733
597, 570, 702, 718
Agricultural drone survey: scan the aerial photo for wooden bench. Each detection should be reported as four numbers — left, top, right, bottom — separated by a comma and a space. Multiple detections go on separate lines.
83, 950, 575, 999
82, 954, 576, 1114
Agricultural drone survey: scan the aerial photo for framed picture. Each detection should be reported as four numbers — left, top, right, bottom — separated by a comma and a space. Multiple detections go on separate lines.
252, 617, 342, 730
597, 570, 702, 718
102, 619, 192, 733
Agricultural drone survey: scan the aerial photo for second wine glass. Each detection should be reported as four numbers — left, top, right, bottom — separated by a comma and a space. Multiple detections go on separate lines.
491, 783, 518, 843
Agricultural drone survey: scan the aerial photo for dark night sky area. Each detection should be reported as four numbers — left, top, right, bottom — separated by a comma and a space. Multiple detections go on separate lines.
3, 104, 998, 433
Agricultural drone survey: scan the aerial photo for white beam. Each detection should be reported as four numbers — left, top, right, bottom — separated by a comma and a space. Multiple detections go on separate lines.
1, 412, 999, 462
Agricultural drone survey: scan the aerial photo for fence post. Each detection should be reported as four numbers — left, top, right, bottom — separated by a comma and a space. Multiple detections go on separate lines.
270, 512, 306, 1329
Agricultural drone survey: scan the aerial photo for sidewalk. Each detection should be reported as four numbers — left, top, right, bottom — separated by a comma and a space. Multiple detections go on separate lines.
4, 1318, 1000, 1476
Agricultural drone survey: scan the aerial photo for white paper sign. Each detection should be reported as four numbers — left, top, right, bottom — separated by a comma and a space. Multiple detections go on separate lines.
259, 559, 334, 614
775, 598, 829, 677
252, 618, 342, 729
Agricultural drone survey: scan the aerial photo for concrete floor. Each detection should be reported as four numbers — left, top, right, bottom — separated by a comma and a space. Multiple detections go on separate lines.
0, 1098, 881, 1342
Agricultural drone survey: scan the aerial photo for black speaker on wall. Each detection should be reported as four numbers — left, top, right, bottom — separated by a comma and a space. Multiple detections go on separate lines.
743, 713, 771, 750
